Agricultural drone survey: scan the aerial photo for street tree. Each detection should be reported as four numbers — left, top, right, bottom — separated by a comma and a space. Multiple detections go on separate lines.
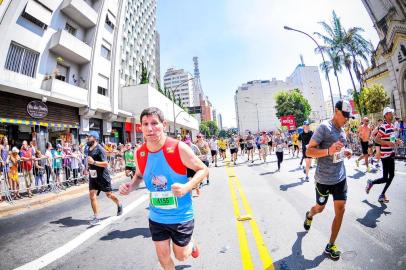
199, 121, 219, 137
274, 89, 311, 126
315, 11, 372, 92
359, 84, 390, 114
140, 61, 149, 84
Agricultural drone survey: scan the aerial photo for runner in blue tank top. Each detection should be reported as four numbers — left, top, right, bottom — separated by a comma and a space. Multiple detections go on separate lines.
119, 107, 208, 270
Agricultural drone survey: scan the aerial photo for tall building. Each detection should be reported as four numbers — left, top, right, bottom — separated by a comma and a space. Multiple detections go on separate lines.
163, 68, 195, 107
119, 0, 157, 87
235, 64, 326, 133
193, 56, 204, 106
361, 0, 406, 117
217, 113, 223, 130
154, 31, 160, 82
0, 0, 157, 150
287, 64, 326, 121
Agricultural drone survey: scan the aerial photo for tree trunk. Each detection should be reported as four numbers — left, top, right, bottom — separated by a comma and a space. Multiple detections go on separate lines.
334, 70, 342, 99
346, 65, 357, 94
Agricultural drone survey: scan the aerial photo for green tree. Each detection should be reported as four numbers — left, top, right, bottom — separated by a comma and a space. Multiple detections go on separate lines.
317, 47, 343, 98
359, 84, 390, 114
315, 11, 372, 92
156, 78, 163, 93
199, 121, 219, 137
140, 61, 149, 84
218, 129, 227, 138
274, 89, 311, 126
199, 122, 210, 137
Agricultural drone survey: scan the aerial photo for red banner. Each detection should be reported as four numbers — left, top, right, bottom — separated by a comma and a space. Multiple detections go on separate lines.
125, 123, 142, 133
280, 115, 296, 130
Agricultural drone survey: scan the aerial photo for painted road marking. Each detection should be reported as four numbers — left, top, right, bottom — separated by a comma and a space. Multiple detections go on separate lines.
14, 194, 149, 270
225, 161, 275, 270
226, 165, 255, 269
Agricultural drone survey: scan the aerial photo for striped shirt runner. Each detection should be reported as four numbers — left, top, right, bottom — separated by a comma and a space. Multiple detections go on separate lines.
378, 121, 394, 158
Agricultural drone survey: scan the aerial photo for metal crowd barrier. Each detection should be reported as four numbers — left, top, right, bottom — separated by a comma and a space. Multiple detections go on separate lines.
0, 157, 89, 204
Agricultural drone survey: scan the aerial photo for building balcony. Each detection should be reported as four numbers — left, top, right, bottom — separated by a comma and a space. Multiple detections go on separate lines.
41, 78, 88, 107
49, 29, 91, 64
60, 0, 97, 28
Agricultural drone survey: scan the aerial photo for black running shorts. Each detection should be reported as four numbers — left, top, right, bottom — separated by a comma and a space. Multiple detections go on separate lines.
211, 150, 218, 156
361, 141, 369, 155
230, 148, 238, 154
315, 179, 347, 206
149, 219, 194, 247
89, 177, 112, 193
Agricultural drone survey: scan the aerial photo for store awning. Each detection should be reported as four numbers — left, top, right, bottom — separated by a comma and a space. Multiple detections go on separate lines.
1, 118, 79, 128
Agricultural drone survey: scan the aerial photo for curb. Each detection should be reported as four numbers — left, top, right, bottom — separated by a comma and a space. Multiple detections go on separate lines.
0, 172, 127, 218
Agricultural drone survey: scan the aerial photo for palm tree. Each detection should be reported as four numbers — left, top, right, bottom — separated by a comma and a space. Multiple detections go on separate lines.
314, 11, 371, 93
317, 47, 343, 98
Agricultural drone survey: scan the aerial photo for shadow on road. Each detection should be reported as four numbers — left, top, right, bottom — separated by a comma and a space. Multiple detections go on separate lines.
259, 170, 278, 176
100, 227, 151, 240
356, 200, 391, 228
347, 169, 365, 180
50, 216, 107, 227
175, 265, 191, 270
273, 231, 326, 270
279, 179, 307, 191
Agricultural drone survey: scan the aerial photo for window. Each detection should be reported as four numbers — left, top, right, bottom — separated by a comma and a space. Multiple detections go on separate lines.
21, 10, 46, 29
64, 23, 76, 36
105, 13, 115, 32
97, 74, 109, 96
101, 45, 111, 60
5, 42, 39, 78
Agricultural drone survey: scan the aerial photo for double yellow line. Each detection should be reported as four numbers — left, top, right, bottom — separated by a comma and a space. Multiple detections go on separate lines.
225, 160, 275, 270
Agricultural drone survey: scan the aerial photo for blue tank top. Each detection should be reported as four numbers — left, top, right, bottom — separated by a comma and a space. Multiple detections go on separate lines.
141, 141, 193, 224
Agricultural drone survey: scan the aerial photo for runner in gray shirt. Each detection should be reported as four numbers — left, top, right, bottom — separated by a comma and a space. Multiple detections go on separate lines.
302, 100, 353, 261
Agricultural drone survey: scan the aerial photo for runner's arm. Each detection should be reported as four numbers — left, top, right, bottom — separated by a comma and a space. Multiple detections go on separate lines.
178, 141, 209, 193
375, 131, 395, 147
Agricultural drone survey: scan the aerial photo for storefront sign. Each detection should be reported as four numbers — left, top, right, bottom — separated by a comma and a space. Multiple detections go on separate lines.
27, 101, 48, 119
280, 115, 296, 130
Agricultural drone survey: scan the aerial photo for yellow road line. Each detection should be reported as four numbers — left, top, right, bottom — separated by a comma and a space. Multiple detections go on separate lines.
225, 162, 255, 269
225, 161, 275, 270
236, 179, 275, 270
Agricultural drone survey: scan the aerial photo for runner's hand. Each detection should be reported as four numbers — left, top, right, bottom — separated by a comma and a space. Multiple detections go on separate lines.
328, 141, 344, 155
87, 156, 95, 165
119, 182, 133, 195
344, 149, 352, 159
171, 183, 187, 197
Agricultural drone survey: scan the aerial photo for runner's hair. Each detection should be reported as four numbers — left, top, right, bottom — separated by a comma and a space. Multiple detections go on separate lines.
140, 107, 165, 123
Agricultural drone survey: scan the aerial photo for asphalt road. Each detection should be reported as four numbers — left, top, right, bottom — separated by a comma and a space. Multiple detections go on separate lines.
1, 151, 405, 270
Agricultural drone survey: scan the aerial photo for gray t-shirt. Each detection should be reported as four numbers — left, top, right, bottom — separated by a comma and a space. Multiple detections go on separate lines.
312, 120, 347, 185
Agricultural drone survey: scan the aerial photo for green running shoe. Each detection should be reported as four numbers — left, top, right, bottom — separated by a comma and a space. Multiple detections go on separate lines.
325, 243, 341, 260
303, 211, 312, 231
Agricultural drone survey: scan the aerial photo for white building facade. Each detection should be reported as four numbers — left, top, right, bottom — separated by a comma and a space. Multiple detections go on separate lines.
0, 0, 156, 150
235, 64, 326, 134
163, 68, 195, 108
361, 0, 406, 118
119, 0, 156, 87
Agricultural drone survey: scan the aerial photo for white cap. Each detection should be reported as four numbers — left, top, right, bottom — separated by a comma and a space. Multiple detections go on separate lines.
12, 147, 19, 153
383, 107, 394, 116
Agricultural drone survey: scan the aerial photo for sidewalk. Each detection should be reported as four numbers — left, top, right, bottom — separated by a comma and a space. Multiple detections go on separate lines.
0, 172, 127, 218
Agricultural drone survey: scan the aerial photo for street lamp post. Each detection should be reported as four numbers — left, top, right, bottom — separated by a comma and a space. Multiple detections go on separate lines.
284, 25, 335, 114
170, 77, 195, 136
244, 99, 259, 133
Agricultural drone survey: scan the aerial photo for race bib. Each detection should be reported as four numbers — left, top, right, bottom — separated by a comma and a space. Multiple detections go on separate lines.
89, 169, 97, 178
333, 150, 345, 163
150, 191, 178, 209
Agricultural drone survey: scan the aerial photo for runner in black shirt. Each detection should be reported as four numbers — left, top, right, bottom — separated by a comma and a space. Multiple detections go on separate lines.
86, 131, 123, 225
299, 121, 313, 181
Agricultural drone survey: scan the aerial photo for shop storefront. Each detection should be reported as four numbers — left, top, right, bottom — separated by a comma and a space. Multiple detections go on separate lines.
0, 91, 80, 152
111, 121, 124, 144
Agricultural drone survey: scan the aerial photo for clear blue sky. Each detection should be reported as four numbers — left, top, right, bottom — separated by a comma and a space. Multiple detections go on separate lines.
157, 0, 379, 128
